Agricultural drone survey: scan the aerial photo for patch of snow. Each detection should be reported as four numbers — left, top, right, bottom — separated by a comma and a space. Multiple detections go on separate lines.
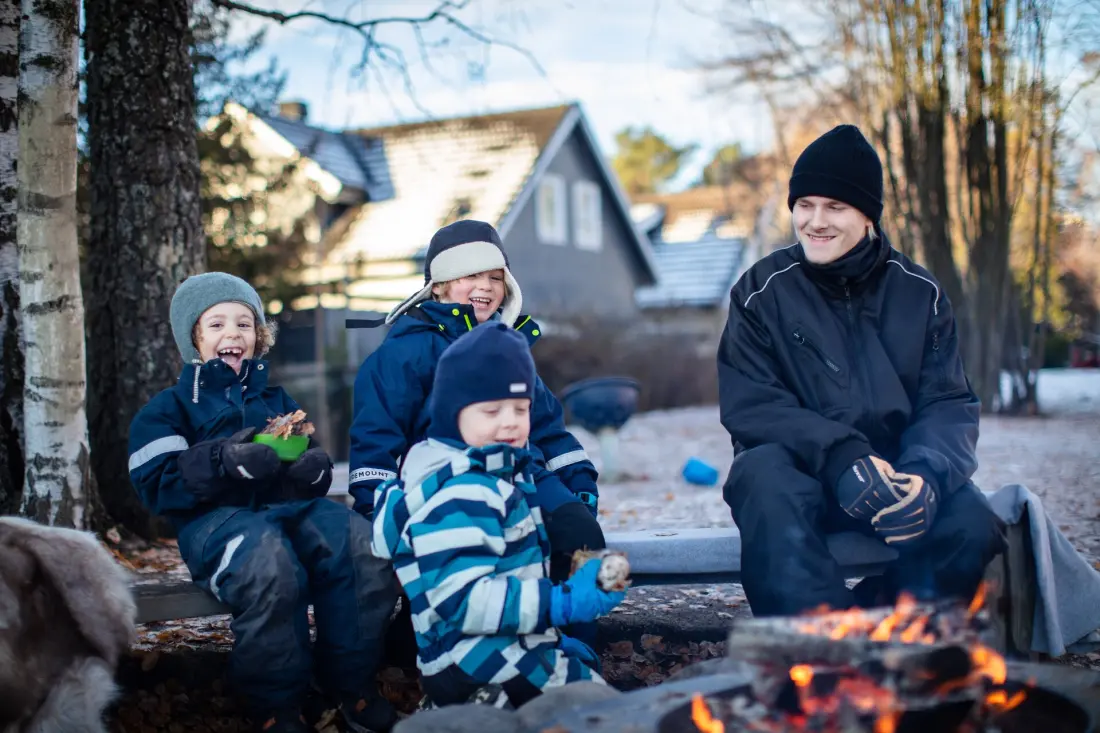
1000, 368, 1100, 415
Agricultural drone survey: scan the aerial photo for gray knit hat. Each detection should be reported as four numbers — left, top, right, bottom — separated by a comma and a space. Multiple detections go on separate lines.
170, 272, 266, 363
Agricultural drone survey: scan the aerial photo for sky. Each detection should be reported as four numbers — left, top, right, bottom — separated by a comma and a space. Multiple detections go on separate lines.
227, 0, 774, 189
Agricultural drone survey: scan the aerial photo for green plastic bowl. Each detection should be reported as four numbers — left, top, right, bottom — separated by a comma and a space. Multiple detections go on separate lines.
253, 433, 309, 462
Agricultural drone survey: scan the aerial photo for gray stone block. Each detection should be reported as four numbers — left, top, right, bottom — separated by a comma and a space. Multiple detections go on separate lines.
394, 704, 528, 733
516, 681, 621, 730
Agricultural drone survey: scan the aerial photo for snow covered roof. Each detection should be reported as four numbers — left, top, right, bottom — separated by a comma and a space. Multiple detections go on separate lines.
253, 112, 394, 203
635, 236, 746, 309
315, 104, 656, 284
322, 105, 570, 265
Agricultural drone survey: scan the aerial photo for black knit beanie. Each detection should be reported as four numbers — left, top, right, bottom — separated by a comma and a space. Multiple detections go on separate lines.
427, 322, 536, 444
787, 125, 884, 223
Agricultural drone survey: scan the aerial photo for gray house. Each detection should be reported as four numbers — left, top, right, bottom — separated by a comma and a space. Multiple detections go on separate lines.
246, 103, 657, 324
631, 186, 754, 340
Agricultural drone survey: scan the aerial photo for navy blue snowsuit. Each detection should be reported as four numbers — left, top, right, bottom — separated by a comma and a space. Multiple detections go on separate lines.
348, 300, 606, 583
128, 358, 398, 714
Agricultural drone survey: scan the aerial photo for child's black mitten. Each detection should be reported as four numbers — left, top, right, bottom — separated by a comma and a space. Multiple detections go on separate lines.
178, 427, 280, 502
284, 448, 334, 500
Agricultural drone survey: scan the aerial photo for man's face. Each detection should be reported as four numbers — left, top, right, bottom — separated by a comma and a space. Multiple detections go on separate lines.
457, 398, 531, 448
792, 196, 873, 264
433, 269, 507, 323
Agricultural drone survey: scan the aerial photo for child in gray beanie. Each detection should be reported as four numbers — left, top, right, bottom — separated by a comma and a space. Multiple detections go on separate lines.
128, 272, 399, 733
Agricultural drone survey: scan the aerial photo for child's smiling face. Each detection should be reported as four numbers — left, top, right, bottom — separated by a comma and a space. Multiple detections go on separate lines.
194, 302, 257, 373
433, 269, 506, 323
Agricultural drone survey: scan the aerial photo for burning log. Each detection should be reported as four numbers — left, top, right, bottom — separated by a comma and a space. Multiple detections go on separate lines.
688, 584, 1046, 733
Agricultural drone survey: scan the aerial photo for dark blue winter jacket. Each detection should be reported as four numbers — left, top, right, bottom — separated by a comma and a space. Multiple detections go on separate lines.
349, 300, 598, 517
127, 358, 299, 534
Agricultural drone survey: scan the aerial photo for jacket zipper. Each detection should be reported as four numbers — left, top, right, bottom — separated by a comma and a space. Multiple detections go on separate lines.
793, 329, 841, 373
846, 285, 877, 416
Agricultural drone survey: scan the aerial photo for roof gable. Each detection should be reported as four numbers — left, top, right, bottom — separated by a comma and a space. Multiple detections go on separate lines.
320, 103, 655, 284
251, 112, 394, 202
323, 105, 573, 265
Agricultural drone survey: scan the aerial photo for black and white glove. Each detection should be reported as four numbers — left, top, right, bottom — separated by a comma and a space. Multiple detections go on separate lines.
835, 455, 937, 545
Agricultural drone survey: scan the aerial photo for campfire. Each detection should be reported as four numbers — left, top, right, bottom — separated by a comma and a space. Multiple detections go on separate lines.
672, 584, 1083, 733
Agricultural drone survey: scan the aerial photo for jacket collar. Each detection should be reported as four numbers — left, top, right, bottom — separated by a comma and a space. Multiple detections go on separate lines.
178, 357, 269, 403
416, 301, 542, 346
796, 231, 891, 298
424, 437, 535, 482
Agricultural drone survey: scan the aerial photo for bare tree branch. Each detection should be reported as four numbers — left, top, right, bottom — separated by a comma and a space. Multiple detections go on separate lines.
209, 0, 548, 80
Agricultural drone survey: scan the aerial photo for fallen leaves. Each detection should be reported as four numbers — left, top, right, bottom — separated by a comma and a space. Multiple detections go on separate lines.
600, 637, 726, 690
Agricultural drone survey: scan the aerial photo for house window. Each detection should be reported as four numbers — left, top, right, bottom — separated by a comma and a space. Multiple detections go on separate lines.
572, 180, 602, 250
536, 174, 567, 245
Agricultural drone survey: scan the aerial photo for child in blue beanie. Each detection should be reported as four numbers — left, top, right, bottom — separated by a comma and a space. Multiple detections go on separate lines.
128, 272, 399, 733
371, 322, 626, 709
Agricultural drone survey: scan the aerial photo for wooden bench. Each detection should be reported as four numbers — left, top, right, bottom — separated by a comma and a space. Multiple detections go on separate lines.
133, 480, 1036, 657
132, 527, 901, 625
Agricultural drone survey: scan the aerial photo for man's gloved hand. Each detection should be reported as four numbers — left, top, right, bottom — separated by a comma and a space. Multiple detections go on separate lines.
835, 455, 937, 545
835, 455, 911, 521
548, 558, 626, 627
872, 472, 938, 546
219, 428, 281, 482
558, 633, 600, 671
284, 447, 334, 500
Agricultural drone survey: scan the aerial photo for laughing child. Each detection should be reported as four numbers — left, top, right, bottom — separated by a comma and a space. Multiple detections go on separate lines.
128, 272, 399, 733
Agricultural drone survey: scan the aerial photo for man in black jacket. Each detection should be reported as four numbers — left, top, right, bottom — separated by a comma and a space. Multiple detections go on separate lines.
719, 124, 1006, 617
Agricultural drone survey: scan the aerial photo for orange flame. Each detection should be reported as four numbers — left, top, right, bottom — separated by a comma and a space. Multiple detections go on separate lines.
985, 688, 1027, 712
691, 694, 725, 733
789, 665, 814, 688
967, 581, 988, 618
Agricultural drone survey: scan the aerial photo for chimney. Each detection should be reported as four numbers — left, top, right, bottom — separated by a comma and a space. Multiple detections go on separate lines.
277, 101, 308, 122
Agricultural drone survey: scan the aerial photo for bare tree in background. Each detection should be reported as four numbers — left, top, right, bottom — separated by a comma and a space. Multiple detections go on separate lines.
701, 0, 1097, 412
18, 0, 92, 527
78, 0, 540, 534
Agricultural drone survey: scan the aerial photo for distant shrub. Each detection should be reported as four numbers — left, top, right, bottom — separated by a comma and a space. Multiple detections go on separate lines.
532, 315, 719, 413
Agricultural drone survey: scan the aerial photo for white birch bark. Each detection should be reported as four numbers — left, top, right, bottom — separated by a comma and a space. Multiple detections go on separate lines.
0, 0, 24, 513
17, 0, 91, 527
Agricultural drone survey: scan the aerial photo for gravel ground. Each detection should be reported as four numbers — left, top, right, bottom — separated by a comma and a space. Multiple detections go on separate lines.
577, 407, 1100, 564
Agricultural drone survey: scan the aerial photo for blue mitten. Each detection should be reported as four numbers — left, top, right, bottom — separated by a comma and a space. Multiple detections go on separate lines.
559, 633, 600, 672
548, 558, 626, 627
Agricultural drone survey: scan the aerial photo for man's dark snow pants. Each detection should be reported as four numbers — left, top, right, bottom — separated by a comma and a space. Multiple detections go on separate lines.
178, 498, 399, 715
724, 444, 1008, 617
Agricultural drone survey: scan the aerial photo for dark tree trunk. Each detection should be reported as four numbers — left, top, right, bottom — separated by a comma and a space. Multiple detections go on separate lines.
84, 0, 204, 538
0, 2, 22, 515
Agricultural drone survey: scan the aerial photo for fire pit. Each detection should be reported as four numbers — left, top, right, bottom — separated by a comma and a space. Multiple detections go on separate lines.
678, 586, 1090, 732
542, 585, 1099, 733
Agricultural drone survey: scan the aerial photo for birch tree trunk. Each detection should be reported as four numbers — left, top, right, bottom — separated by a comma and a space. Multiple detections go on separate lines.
17, 0, 92, 527
0, 2, 23, 515
83, 0, 204, 538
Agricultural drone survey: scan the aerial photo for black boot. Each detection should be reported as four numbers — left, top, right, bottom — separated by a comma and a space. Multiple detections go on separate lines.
252, 709, 309, 733
339, 690, 399, 733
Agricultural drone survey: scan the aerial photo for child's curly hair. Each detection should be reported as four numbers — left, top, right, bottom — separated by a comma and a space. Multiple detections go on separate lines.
191, 319, 278, 359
